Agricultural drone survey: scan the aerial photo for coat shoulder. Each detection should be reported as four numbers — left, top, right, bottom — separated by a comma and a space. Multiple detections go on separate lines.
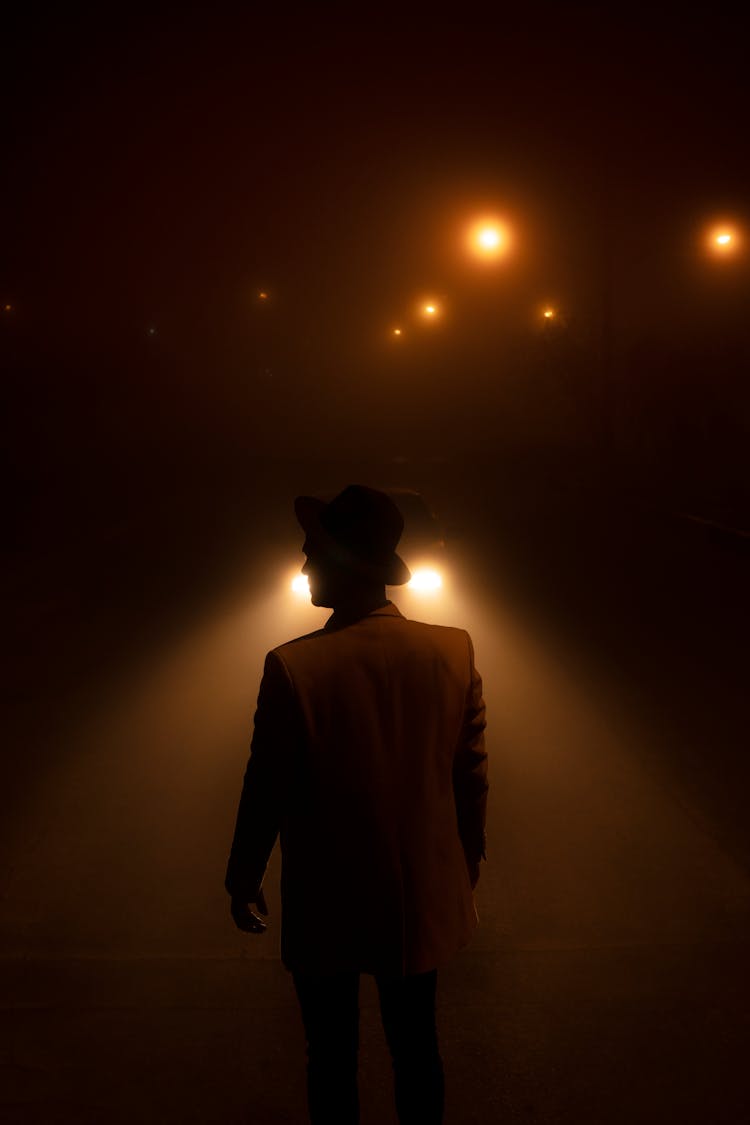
272, 616, 471, 664
272, 627, 328, 655
407, 618, 470, 640
401, 617, 473, 651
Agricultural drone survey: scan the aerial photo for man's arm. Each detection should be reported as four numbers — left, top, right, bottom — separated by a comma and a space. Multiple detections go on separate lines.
225, 650, 299, 904
453, 634, 488, 884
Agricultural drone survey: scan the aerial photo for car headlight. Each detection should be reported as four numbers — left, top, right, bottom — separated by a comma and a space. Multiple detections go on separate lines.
291, 573, 310, 596
406, 567, 443, 593
289, 567, 444, 597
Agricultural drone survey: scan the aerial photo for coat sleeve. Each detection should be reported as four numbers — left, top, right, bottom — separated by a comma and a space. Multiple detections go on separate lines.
452, 633, 488, 863
225, 649, 300, 901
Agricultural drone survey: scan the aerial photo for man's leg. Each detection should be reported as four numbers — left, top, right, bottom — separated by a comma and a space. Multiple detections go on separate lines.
376, 969, 444, 1124
292, 971, 360, 1125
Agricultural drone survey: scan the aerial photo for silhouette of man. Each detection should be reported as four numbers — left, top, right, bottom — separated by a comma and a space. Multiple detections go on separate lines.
226, 484, 487, 1124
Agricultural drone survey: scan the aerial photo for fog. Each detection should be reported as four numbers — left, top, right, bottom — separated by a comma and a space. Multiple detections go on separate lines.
3, 10, 749, 1122
4, 467, 748, 958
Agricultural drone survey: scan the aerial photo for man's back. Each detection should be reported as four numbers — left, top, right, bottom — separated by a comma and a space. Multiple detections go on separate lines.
227, 602, 487, 976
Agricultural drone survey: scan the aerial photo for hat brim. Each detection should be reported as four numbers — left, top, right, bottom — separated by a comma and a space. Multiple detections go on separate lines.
294, 494, 411, 586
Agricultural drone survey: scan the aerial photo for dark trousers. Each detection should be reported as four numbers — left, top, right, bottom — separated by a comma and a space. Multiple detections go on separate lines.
293, 968, 444, 1125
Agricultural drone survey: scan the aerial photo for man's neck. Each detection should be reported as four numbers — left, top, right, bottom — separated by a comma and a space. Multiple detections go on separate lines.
327, 590, 389, 629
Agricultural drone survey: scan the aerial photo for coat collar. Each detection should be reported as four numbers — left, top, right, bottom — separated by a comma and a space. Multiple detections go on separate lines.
324, 600, 405, 633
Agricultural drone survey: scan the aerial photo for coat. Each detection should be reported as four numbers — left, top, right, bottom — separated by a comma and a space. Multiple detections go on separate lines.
225, 601, 488, 976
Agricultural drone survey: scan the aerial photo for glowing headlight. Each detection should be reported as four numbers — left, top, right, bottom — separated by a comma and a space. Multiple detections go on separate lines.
291, 574, 310, 595
407, 568, 443, 593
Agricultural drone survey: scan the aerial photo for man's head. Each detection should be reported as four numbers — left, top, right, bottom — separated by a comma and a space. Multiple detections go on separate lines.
301, 537, 383, 607
294, 485, 410, 608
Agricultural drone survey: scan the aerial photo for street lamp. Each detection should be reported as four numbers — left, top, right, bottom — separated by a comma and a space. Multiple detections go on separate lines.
477, 227, 501, 250
538, 304, 568, 333
705, 223, 742, 257
467, 218, 511, 260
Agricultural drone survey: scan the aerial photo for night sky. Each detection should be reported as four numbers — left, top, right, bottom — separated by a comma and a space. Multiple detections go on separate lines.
3, 8, 749, 489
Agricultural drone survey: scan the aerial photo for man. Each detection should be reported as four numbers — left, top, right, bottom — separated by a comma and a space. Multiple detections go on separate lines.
226, 484, 487, 1124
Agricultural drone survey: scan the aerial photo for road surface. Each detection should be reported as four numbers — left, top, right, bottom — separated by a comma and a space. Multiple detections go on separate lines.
2, 460, 748, 1123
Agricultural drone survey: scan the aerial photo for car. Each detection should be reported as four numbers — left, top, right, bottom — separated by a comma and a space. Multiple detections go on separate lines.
289, 486, 448, 600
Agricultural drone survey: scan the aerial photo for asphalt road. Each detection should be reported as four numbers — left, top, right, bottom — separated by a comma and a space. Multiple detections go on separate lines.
2, 457, 749, 1123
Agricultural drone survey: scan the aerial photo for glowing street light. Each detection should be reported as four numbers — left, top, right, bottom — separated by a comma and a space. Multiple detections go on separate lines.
419, 300, 441, 319
705, 223, 742, 257
392, 327, 403, 336
477, 227, 501, 250
467, 218, 511, 260
538, 304, 566, 331
258, 290, 270, 300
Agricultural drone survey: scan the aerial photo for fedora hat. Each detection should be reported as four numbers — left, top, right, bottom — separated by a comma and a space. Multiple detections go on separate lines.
295, 485, 411, 586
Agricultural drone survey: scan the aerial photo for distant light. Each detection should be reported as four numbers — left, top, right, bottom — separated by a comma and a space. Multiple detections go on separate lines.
291, 574, 310, 595
706, 224, 741, 256
543, 308, 556, 319
3, 303, 12, 313
147, 326, 157, 336
415, 298, 443, 322
258, 291, 269, 300
393, 327, 402, 336
407, 568, 443, 593
467, 218, 511, 259
478, 226, 501, 249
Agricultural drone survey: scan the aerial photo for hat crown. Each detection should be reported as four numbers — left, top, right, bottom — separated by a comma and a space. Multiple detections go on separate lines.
320, 485, 404, 563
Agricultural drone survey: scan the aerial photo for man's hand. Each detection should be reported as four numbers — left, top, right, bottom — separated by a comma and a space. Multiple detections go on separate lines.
230, 888, 269, 934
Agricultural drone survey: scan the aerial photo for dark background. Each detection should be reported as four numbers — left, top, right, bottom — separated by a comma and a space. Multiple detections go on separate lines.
2, 7, 748, 518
